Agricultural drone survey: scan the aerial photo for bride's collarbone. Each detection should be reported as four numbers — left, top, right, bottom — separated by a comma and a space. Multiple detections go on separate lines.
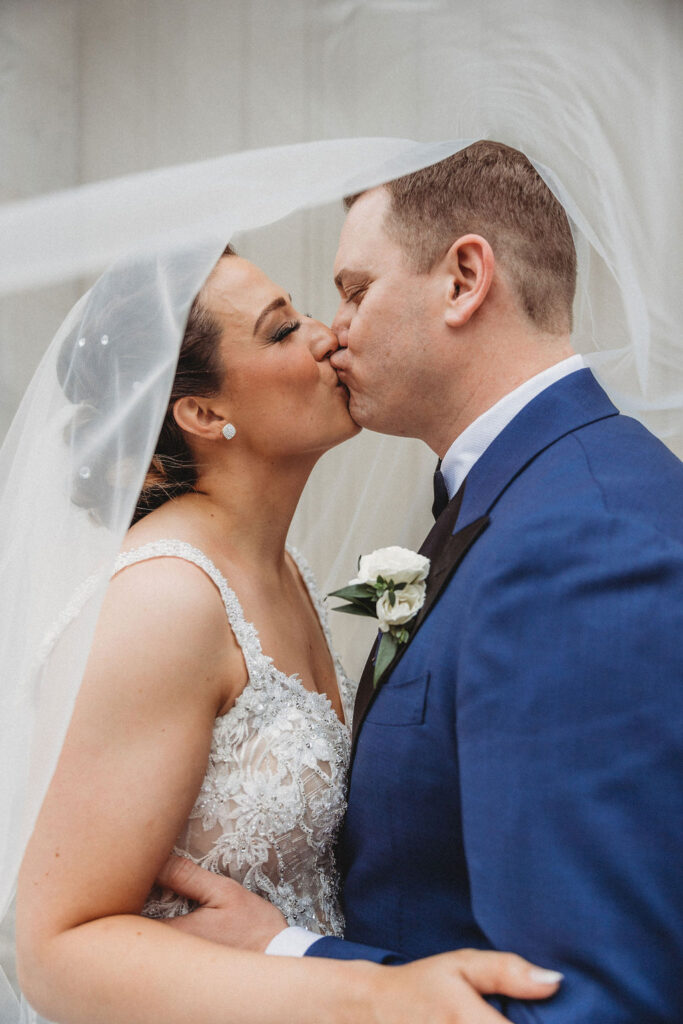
228, 576, 343, 718
120, 522, 342, 716
243, 585, 337, 685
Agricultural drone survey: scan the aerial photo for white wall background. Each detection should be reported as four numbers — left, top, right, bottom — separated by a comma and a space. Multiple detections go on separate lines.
3, 0, 682, 447
1, 0, 681, 1000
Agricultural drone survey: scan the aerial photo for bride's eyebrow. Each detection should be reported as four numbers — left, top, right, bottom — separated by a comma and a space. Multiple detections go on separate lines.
253, 294, 292, 335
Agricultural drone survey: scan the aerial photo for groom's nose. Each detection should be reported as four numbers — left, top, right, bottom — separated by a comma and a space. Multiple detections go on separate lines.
331, 303, 349, 348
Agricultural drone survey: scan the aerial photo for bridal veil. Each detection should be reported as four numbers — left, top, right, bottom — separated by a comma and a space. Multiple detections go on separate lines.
1, 1, 680, 1019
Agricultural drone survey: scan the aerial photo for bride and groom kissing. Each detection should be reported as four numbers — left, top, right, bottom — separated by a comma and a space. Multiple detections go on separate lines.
16, 141, 683, 1023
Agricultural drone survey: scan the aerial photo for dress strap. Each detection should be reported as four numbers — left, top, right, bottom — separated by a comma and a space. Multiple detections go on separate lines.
286, 545, 332, 640
113, 540, 269, 679
287, 544, 355, 719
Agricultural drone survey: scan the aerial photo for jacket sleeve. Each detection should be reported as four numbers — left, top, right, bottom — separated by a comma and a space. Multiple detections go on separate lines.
305, 935, 407, 964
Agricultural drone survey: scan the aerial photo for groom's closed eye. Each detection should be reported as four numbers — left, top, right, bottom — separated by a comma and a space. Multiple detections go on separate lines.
345, 287, 366, 305
334, 271, 371, 304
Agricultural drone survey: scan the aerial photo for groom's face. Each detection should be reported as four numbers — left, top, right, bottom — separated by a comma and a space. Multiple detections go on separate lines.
331, 188, 435, 436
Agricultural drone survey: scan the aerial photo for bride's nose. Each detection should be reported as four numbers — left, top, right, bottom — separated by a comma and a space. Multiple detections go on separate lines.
309, 322, 340, 361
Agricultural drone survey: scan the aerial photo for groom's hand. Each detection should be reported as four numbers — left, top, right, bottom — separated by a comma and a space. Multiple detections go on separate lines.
154, 855, 287, 952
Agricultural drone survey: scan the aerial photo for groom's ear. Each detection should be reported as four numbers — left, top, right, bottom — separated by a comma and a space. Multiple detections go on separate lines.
442, 234, 495, 328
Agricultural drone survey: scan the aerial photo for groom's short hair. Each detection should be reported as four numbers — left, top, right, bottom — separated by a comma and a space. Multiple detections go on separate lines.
346, 140, 577, 334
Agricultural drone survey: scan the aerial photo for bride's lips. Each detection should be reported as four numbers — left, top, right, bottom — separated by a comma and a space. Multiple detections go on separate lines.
332, 368, 349, 392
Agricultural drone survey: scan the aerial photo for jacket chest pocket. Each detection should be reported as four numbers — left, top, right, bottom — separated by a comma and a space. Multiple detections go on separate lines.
365, 672, 430, 726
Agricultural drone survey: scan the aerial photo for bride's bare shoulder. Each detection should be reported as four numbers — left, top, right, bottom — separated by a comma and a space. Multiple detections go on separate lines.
111, 502, 247, 681
104, 500, 242, 663
119, 498, 202, 551
95, 552, 246, 713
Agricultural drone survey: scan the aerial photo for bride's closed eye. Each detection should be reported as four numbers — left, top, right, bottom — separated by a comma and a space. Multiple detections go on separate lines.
269, 320, 301, 343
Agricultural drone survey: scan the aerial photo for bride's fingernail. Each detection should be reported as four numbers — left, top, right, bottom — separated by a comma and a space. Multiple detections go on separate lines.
528, 968, 564, 984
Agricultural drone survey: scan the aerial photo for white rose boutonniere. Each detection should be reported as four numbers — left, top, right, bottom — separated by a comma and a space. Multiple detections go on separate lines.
329, 546, 430, 686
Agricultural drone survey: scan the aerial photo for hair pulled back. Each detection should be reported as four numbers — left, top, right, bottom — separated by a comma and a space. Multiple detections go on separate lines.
57, 244, 235, 528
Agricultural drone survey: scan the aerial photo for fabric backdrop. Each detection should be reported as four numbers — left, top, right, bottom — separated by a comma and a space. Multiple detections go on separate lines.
1, 0, 681, 1000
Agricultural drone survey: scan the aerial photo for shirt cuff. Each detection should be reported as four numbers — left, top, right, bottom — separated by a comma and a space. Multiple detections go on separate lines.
265, 926, 319, 957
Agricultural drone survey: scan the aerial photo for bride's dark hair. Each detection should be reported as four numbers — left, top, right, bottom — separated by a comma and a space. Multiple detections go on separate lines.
133, 244, 237, 523
57, 244, 236, 527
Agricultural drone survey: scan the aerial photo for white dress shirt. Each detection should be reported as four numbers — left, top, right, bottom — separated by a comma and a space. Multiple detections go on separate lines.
266, 354, 585, 958
439, 354, 585, 500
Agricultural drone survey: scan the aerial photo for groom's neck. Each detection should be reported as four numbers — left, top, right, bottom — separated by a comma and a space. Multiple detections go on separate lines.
428, 333, 575, 458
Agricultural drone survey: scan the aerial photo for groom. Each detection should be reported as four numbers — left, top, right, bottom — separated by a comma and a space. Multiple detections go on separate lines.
165, 142, 683, 1021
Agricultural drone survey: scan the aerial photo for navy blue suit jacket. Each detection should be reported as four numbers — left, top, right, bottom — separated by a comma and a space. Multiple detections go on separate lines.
307, 370, 683, 1023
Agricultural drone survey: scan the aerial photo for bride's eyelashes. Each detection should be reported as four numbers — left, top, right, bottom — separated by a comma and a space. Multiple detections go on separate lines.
269, 319, 302, 343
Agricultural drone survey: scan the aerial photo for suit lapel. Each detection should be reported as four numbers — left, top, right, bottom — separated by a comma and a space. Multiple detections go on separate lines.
351, 484, 489, 746
350, 370, 620, 750
455, 368, 618, 531
350, 646, 378, 747
411, 513, 490, 638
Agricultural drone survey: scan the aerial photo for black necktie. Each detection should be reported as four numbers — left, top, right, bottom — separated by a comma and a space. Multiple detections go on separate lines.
432, 460, 449, 520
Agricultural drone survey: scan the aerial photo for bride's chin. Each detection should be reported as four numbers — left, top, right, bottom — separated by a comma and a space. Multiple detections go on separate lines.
339, 403, 363, 438
329, 390, 363, 440
321, 418, 362, 452
334, 419, 362, 445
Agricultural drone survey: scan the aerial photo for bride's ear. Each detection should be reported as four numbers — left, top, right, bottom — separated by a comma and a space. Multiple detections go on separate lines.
443, 234, 495, 328
173, 396, 226, 441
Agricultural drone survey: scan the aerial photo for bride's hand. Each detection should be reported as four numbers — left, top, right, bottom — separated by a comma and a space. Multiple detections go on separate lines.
371, 950, 563, 1023
154, 854, 288, 952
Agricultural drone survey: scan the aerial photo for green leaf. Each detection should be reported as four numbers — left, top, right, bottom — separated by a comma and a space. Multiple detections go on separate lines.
329, 593, 377, 615
331, 604, 375, 618
373, 632, 399, 687
328, 583, 374, 602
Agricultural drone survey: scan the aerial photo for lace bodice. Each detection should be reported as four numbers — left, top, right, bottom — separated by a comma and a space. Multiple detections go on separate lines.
112, 539, 354, 937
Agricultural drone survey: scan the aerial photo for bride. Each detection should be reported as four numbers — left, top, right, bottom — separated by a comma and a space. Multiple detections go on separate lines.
13, 243, 560, 1023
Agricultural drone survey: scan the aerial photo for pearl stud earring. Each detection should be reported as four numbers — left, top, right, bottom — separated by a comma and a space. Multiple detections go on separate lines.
222, 422, 237, 440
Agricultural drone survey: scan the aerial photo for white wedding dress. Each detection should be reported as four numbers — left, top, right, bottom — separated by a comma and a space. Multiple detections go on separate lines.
112, 539, 355, 938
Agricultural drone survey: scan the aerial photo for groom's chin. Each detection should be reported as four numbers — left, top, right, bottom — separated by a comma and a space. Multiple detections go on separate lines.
346, 398, 383, 434
345, 390, 369, 429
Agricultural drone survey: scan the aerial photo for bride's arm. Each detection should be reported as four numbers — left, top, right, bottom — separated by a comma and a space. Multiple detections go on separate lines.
16, 557, 561, 1024
15, 557, 358, 1024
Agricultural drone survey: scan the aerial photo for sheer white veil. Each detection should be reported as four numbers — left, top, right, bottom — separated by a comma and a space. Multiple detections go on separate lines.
0, 138, 461, 1022
0, 5, 680, 1020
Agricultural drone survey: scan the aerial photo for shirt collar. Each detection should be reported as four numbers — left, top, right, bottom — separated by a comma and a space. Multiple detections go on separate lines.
440, 354, 585, 499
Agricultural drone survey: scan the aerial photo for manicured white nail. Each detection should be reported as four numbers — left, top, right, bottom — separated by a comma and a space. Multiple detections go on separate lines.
529, 968, 564, 984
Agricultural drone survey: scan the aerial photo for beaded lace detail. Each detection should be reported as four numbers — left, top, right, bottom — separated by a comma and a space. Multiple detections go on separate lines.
112, 540, 354, 937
